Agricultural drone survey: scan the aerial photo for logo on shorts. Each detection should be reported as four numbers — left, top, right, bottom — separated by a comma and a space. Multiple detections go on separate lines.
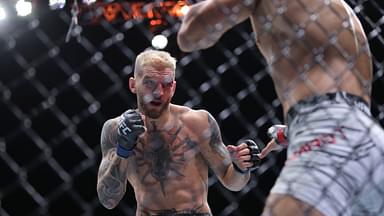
289, 127, 347, 160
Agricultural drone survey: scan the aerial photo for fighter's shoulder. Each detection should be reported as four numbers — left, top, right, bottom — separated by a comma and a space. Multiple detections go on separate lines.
102, 116, 119, 132
172, 104, 211, 124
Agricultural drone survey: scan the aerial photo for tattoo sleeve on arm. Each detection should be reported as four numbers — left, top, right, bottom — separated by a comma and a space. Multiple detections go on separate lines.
97, 119, 129, 209
100, 120, 117, 154
207, 113, 250, 191
206, 113, 230, 166
207, 113, 225, 154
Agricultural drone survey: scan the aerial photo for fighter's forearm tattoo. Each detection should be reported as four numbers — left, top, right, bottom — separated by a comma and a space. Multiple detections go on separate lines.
97, 120, 129, 208
97, 155, 129, 208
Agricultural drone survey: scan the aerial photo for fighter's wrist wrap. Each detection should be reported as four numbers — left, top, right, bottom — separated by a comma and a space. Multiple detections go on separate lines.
267, 125, 288, 146
116, 143, 135, 158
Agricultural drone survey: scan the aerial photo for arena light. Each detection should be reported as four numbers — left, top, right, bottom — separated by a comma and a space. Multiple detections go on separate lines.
49, 0, 66, 10
151, 34, 168, 50
15, 0, 32, 17
77, 0, 189, 29
179, 5, 189, 16
0, 5, 6, 20
83, 0, 97, 5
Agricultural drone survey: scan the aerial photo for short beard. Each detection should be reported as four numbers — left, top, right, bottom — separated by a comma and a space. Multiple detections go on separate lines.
138, 97, 170, 119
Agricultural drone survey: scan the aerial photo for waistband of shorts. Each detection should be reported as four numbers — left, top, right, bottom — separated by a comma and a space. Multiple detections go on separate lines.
153, 213, 211, 216
286, 92, 370, 123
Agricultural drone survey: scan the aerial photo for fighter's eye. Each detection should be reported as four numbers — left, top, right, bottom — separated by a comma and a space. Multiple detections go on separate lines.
162, 81, 173, 88
143, 79, 156, 88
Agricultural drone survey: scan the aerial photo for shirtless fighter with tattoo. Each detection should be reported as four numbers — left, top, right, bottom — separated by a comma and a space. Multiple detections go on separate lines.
96, 49, 260, 215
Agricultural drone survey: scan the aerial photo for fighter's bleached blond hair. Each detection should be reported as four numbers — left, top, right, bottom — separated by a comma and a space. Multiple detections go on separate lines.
134, 49, 177, 78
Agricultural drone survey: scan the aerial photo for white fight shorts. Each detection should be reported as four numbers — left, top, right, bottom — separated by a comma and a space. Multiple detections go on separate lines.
270, 92, 384, 216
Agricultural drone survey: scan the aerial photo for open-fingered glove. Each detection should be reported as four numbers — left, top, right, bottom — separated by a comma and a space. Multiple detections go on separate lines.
116, 109, 145, 158
233, 139, 261, 173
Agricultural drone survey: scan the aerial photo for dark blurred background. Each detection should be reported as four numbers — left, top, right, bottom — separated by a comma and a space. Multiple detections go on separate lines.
0, 0, 383, 215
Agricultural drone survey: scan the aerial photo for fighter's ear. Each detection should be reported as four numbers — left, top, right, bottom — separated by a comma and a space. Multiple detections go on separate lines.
170, 80, 177, 97
129, 77, 136, 94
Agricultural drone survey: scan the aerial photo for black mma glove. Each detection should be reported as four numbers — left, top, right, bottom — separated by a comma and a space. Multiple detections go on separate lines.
233, 139, 261, 173
267, 125, 288, 147
116, 109, 145, 158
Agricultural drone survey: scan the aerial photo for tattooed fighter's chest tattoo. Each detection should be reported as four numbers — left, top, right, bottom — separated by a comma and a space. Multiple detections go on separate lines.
135, 121, 198, 195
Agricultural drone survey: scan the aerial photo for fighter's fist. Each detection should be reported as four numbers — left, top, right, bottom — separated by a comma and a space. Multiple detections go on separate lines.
267, 125, 288, 146
242, 139, 261, 172
116, 109, 145, 158
228, 139, 261, 173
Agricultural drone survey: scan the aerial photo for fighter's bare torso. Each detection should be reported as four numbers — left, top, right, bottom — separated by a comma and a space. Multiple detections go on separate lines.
119, 105, 212, 215
251, 0, 372, 116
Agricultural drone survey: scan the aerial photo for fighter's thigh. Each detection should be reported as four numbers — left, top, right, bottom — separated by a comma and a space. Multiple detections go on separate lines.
262, 194, 324, 216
